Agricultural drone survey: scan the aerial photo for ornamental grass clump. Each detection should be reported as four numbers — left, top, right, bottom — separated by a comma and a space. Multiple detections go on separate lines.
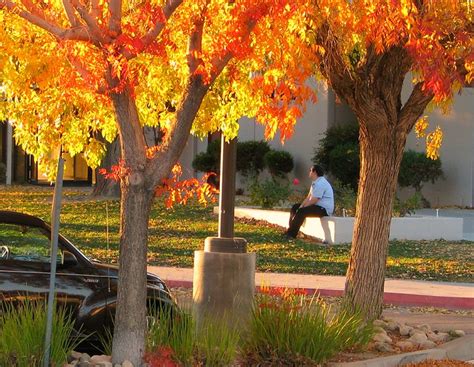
194, 316, 241, 367
146, 307, 241, 367
244, 287, 374, 365
0, 300, 80, 367
146, 307, 195, 366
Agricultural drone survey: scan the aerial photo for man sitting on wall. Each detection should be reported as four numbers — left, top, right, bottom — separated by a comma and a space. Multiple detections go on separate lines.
284, 164, 334, 239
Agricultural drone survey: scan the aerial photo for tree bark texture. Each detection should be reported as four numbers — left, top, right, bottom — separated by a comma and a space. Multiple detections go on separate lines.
93, 138, 121, 198
109, 86, 151, 366
112, 181, 153, 366
344, 120, 406, 320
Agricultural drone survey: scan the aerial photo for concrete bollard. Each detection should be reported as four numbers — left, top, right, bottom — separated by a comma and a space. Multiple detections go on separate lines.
192, 237, 256, 330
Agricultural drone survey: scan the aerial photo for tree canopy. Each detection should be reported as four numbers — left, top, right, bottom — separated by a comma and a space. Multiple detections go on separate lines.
0, 0, 315, 179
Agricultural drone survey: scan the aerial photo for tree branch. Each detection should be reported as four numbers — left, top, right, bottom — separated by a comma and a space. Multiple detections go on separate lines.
108, 0, 121, 36
187, 16, 204, 74
0, 0, 91, 41
398, 82, 434, 133
70, 0, 110, 43
140, 0, 183, 50
316, 22, 355, 104
90, 0, 100, 22
62, 0, 79, 27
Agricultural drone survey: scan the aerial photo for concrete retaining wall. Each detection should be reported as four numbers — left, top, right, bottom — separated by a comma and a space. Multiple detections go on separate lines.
223, 207, 463, 244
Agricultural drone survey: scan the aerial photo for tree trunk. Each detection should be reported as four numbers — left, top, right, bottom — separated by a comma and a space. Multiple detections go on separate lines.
108, 84, 150, 366
344, 120, 406, 320
92, 138, 121, 198
112, 180, 153, 366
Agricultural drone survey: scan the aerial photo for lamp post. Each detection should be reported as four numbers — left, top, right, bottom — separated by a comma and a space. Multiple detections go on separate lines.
193, 134, 255, 327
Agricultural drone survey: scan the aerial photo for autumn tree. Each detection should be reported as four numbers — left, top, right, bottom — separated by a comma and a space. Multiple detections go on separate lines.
0, 0, 315, 364
310, 0, 473, 319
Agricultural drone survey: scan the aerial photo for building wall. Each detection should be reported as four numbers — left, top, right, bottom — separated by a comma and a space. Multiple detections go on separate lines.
403, 87, 474, 207
236, 81, 331, 189
168, 81, 474, 208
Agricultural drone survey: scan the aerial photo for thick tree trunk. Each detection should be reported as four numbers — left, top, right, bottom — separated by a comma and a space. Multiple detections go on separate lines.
92, 138, 121, 198
111, 181, 153, 366
344, 121, 406, 320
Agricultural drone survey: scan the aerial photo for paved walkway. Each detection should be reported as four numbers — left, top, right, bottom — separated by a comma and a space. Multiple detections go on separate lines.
148, 266, 474, 310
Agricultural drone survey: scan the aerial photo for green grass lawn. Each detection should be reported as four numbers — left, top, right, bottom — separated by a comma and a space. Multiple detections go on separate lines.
1, 186, 473, 282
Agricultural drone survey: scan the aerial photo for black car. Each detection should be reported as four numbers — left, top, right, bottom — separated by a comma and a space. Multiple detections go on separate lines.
0, 210, 175, 349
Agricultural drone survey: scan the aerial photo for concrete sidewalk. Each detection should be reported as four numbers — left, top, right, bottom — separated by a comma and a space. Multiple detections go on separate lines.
148, 266, 474, 310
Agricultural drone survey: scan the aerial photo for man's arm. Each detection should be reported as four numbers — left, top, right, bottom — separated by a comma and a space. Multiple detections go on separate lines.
301, 193, 319, 208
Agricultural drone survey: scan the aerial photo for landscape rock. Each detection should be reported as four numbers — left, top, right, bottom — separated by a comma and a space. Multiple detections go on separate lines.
396, 340, 415, 352
427, 331, 450, 343
386, 320, 399, 332
69, 351, 83, 363
373, 320, 388, 329
449, 329, 466, 338
122, 361, 134, 367
373, 332, 393, 344
90, 355, 112, 364
96, 362, 113, 367
373, 326, 387, 334
417, 324, 431, 333
375, 342, 395, 353
408, 332, 428, 346
79, 353, 91, 363
420, 340, 437, 349
399, 325, 413, 336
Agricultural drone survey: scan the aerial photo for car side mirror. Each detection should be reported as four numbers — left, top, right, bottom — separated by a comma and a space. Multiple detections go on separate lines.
62, 251, 78, 267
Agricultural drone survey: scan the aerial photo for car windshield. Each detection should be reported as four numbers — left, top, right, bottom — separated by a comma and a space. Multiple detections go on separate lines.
0, 223, 61, 263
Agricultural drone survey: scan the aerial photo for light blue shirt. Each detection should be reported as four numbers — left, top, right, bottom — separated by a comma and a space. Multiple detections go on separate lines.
310, 176, 334, 215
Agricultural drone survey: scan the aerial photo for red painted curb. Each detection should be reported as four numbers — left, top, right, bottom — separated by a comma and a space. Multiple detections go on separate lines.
165, 279, 474, 310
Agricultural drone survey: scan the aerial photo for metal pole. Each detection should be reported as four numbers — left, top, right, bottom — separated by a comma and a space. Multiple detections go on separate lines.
6, 121, 13, 185
43, 156, 64, 367
218, 136, 237, 238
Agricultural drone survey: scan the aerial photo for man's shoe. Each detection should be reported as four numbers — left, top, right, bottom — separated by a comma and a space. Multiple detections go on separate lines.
282, 231, 296, 239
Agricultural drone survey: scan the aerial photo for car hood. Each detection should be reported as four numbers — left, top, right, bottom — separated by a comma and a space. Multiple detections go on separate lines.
91, 261, 169, 290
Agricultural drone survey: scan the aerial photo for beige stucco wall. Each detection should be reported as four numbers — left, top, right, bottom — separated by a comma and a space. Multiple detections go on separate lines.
179, 79, 474, 208
237, 81, 330, 189
403, 87, 474, 207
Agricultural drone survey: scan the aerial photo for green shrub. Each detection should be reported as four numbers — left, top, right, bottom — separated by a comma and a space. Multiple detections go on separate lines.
332, 179, 357, 216
393, 192, 424, 217
399, 150, 443, 192
314, 124, 444, 195
313, 122, 359, 190
192, 140, 271, 179
264, 150, 294, 178
0, 162, 6, 184
192, 139, 220, 174
0, 300, 81, 367
244, 288, 373, 365
248, 178, 291, 208
236, 140, 271, 177
192, 152, 217, 173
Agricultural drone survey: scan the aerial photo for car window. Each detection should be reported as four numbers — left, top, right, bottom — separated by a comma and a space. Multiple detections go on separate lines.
0, 223, 62, 263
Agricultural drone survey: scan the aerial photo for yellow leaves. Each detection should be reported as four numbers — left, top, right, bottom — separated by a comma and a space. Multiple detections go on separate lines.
466, 60, 474, 85
414, 116, 443, 161
414, 116, 429, 138
426, 126, 443, 160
